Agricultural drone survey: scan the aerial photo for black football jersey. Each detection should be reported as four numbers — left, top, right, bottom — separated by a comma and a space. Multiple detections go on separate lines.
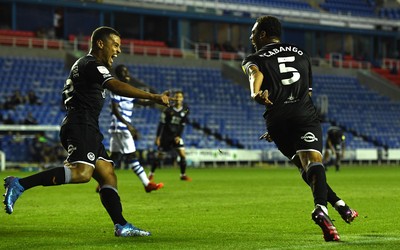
242, 43, 318, 124
157, 104, 189, 138
327, 127, 345, 145
62, 54, 114, 128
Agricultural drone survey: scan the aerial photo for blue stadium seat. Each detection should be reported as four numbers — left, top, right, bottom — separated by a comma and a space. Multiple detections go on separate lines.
1, 56, 399, 164
314, 75, 400, 149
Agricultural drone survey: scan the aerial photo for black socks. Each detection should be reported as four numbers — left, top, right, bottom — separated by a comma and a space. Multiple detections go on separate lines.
99, 186, 127, 226
179, 158, 187, 175
19, 167, 66, 190
306, 163, 328, 207
301, 169, 340, 207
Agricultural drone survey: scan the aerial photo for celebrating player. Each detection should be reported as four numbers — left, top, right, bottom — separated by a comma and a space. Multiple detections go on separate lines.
3, 26, 172, 237
243, 16, 357, 241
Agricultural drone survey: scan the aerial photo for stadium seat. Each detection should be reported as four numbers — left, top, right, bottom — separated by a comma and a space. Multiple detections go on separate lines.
1, 56, 399, 163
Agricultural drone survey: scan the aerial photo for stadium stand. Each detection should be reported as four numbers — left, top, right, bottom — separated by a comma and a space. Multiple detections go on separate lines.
314, 75, 400, 149
1, 0, 400, 165
0, 29, 64, 50
68, 35, 183, 57
371, 58, 400, 87
372, 67, 400, 87
319, 0, 376, 17
2, 54, 400, 163
217, 0, 316, 11
379, 7, 400, 19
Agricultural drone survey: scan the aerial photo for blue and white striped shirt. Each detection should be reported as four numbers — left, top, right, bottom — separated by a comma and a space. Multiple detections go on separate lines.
108, 92, 136, 133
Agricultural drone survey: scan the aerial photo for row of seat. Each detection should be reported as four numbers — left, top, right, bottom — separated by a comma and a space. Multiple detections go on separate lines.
314, 75, 400, 148
156, 0, 377, 17
1, 56, 399, 162
379, 7, 400, 19
320, 0, 375, 17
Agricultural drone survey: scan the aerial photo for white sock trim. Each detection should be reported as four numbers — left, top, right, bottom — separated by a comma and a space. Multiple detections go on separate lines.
316, 204, 329, 215
334, 200, 346, 209
100, 184, 118, 193
63, 165, 72, 183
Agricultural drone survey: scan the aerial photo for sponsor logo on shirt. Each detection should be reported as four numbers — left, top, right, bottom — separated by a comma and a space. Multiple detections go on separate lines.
97, 66, 109, 74
97, 66, 112, 78
301, 132, 318, 142
67, 144, 77, 156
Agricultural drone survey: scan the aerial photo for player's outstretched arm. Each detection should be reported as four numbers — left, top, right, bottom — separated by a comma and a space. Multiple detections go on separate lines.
105, 79, 171, 107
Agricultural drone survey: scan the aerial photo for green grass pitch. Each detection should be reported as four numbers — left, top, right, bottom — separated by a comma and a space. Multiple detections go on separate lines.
1, 165, 399, 249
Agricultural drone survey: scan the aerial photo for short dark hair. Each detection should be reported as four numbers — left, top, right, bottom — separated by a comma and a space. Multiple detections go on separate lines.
90, 26, 120, 49
114, 64, 127, 79
256, 16, 281, 39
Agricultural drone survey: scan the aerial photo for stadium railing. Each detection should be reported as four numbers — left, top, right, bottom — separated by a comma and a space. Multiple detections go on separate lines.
0, 30, 64, 50
383, 58, 400, 69
0, 31, 242, 62
325, 52, 371, 70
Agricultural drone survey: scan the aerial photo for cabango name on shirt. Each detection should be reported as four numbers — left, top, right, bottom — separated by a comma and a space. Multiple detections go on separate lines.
259, 45, 303, 58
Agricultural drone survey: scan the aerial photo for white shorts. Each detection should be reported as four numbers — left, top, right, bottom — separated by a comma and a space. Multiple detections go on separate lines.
109, 131, 136, 154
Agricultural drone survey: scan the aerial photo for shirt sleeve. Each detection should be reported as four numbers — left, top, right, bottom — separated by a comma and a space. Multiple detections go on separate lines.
85, 61, 114, 87
241, 55, 259, 76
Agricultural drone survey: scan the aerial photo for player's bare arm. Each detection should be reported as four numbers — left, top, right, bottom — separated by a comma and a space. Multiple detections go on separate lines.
155, 136, 161, 146
135, 99, 153, 106
135, 90, 171, 106
105, 79, 171, 107
246, 65, 273, 106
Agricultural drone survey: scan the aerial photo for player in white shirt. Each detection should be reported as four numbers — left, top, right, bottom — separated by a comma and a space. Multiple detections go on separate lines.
108, 64, 163, 193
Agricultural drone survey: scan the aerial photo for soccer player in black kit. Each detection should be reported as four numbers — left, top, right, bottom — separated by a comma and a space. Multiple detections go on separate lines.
3, 26, 173, 237
242, 16, 358, 241
148, 91, 191, 181
323, 126, 346, 171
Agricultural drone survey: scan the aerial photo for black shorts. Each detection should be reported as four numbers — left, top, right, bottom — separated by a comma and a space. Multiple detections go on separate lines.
60, 123, 111, 167
159, 135, 184, 152
267, 118, 322, 160
325, 142, 342, 153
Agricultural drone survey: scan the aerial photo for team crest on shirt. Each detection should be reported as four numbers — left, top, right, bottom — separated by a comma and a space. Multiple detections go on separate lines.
87, 152, 95, 161
301, 132, 318, 142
